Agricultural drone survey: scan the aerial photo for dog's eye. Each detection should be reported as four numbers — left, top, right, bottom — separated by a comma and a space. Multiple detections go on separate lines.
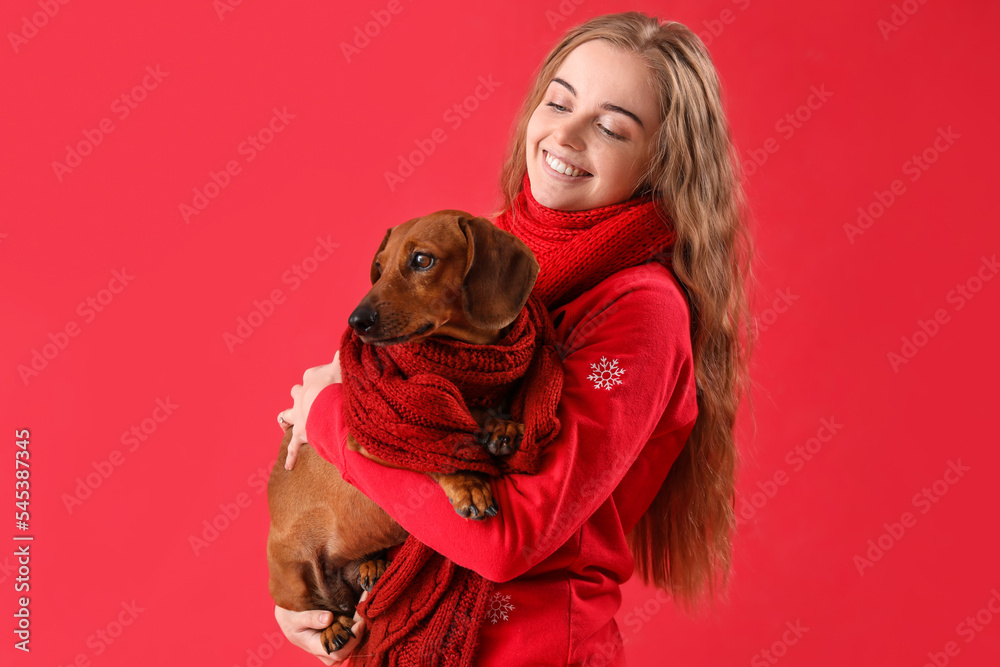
410, 252, 436, 270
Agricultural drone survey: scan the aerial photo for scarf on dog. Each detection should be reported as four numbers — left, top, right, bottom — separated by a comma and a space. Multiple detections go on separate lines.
339, 294, 563, 477
345, 293, 562, 667
348, 172, 677, 666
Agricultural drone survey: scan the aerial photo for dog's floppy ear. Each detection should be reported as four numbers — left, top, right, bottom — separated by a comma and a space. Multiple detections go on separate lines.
458, 216, 539, 330
369, 227, 392, 285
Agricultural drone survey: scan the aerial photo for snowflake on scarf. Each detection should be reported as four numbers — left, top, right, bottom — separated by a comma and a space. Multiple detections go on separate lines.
587, 356, 626, 390
486, 592, 515, 623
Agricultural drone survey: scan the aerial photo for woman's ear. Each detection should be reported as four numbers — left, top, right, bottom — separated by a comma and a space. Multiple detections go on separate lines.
458, 216, 539, 330
369, 227, 392, 285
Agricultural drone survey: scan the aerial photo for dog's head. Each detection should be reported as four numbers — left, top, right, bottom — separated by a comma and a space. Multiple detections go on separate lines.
347, 210, 538, 346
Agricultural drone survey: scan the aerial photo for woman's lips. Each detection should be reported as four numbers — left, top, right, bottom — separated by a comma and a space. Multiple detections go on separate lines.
542, 150, 593, 180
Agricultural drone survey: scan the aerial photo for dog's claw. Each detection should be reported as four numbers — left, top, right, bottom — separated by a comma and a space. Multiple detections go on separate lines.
485, 502, 498, 517
481, 417, 524, 457
345, 625, 356, 639
359, 558, 387, 593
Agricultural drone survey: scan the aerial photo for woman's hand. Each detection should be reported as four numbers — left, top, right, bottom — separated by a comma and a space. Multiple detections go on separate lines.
279, 350, 342, 470
274, 591, 367, 665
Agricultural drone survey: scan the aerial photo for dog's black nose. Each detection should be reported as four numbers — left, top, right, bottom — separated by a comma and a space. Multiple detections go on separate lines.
348, 306, 378, 334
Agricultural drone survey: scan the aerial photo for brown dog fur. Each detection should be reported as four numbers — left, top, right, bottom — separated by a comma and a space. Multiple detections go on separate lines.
267, 211, 538, 653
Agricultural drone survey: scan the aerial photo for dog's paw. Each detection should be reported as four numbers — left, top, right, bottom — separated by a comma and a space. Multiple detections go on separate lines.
478, 417, 526, 457
439, 473, 498, 521
319, 614, 356, 654
358, 559, 387, 592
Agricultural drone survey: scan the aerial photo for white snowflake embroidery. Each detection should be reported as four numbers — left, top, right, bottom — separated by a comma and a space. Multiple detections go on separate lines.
486, 592, 515, 624
587, 356, 626, 390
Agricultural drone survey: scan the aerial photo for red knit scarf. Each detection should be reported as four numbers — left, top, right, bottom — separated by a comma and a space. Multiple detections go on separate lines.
345, 295, 562, 667
494, 172, 677, 309
347, 173, 677, 666
339, 295, 563, 477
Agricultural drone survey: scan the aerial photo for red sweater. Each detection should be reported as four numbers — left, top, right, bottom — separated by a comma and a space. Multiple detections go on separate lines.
307, 261, 699, 666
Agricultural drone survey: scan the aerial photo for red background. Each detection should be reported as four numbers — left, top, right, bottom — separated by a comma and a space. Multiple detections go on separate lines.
3, 0, 999, 665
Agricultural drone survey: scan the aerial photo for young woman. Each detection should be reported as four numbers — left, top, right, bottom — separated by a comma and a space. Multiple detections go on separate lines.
276, 11, 755, 665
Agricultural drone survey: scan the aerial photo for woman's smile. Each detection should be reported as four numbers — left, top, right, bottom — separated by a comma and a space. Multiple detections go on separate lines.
542, 149, 594, 180
524, 38, 660, 211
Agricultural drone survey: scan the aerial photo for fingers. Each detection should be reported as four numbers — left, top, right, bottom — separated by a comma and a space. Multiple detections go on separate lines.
286, 424, 308, 470
291, 608, 333, 631
292, 422, 308, 447
285, 438, 300, 470
331, 352, 342, 383
277, 410, 292, 431
353, 590, 368, 622
274, 605, 327, 634
275, 606, 360, 665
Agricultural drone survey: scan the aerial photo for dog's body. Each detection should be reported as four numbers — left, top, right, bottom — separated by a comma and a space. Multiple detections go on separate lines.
267, 211, 539, 654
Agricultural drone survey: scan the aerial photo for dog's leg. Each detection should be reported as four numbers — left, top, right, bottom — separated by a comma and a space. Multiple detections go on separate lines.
427, 471, 498, 520
319, 614, 358, 654
479, 414, 526, 457
268, 539, 356, 653
471, 405, 526, 457
356, 551, 389, 592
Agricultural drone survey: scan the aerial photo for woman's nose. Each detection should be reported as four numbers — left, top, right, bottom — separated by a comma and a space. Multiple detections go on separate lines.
551, 115, 587, 150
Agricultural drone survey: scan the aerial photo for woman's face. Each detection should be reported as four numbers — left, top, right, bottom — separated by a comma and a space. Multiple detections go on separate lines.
525, 39, 661, 211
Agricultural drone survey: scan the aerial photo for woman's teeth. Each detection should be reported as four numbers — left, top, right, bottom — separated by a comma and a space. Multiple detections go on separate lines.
545, 151, 590, 177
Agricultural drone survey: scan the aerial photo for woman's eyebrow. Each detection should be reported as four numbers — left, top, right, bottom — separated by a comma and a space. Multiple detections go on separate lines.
550, 77, 646, 130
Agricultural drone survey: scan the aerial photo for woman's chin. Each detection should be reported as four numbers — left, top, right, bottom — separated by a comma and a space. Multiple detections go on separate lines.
530, 175, 600, 211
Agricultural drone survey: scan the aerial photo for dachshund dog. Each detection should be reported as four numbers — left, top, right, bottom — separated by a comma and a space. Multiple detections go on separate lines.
267, 210, 538, 654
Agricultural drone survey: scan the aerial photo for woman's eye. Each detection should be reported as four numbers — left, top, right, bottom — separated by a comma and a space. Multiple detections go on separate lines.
599, 125, 624, 141
547, 101, 569, 112
410, 252, 435, 270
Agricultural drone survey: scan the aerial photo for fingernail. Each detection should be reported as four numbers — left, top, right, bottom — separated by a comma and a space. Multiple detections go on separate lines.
320, 612, 331, 623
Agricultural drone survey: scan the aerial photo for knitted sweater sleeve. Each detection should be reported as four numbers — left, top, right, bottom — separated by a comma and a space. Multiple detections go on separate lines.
306, 272, 697, 583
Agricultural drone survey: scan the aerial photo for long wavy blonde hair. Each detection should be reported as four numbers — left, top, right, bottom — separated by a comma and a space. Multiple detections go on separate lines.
492, 12, 757, 615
